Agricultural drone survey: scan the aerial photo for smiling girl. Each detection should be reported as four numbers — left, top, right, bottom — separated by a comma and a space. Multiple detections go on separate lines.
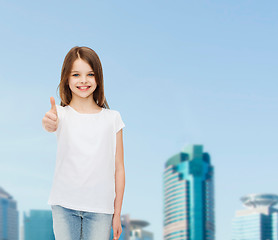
42, 46, 125, 240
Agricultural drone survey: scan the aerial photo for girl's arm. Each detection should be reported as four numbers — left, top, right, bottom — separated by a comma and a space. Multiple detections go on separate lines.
114, 129, 125, 216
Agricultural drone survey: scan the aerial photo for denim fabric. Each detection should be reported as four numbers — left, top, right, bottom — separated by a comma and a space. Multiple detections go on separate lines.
51, 205, 113, 240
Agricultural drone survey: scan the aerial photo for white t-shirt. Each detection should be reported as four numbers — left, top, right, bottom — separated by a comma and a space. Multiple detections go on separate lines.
47, 104, 125, 214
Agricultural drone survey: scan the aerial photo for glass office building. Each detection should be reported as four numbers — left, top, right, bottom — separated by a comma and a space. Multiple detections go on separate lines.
0, 186, 19, 240
232, 193, 278, 240
24, 209, 55, 240
163, 144, 215, 240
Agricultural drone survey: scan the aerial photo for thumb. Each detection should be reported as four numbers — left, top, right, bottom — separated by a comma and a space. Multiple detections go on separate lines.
50, 97, 58, 117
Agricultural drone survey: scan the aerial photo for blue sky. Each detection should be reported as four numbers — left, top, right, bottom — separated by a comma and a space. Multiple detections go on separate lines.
0, 1, 277, 239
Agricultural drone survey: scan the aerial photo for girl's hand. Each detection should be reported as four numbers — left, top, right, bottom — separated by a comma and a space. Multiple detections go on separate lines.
112, 214, 122, 240
42, 97, 59, 132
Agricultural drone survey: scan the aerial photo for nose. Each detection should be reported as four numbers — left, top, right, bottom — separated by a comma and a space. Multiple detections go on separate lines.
80, 76, 88, 84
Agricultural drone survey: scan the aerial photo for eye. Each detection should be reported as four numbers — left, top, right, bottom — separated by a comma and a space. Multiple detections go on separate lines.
72, 74, 79, 77
88, 73, 95, 76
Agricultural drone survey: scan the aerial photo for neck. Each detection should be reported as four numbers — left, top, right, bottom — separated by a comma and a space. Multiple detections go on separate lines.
69, 96, 101, 111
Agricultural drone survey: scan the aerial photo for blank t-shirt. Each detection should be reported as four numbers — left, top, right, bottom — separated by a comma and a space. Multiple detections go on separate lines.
47, 105, 125, 214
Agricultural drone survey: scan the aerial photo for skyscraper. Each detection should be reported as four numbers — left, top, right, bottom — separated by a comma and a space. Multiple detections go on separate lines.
24, 209, 55, 240
163, 144, 215, 240
232, 193, 278, 240
0, 186, 19, 240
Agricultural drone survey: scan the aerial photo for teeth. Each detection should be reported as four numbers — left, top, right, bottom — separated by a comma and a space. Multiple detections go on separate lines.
78, 86, 90, 89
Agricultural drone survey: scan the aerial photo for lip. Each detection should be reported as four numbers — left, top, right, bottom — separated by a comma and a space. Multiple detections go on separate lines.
77, 86, 91, 91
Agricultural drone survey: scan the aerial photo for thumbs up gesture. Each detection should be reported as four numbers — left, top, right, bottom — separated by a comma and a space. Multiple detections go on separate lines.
42, 97, 59, 132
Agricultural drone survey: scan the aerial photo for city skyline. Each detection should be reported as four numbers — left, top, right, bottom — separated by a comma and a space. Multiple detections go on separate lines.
3, 183, 278, 239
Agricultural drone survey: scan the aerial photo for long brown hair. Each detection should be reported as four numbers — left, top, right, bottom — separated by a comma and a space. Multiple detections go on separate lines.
56, 46, 109, 109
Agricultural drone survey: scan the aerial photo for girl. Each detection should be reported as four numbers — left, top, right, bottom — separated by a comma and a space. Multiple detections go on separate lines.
42, 46, 125, 240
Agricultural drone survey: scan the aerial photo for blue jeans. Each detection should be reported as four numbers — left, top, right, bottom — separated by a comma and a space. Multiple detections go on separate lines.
51, 205, 113, 240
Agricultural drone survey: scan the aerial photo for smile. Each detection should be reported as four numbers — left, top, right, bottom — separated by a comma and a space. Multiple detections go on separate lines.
77, 86, 91, 91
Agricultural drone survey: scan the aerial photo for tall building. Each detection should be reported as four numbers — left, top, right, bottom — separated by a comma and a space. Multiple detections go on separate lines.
110, 214, 153, 240
232, 193, 278, 240
163, 144, 215, 240
0, 186, 19, 240
23, 209, 55, 240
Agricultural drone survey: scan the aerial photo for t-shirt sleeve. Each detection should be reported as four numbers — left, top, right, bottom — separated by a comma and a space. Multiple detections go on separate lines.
115, 111, 125, 133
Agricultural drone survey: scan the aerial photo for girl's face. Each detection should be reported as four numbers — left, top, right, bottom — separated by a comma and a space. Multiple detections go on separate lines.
68, 58, 97, 101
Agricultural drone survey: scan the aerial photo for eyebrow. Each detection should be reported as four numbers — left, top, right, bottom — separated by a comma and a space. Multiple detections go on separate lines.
71, 70, 94, 73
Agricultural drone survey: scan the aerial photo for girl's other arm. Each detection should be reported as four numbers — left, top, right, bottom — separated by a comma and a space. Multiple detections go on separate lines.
42, 97, 59, 132
112, 128, 125, 239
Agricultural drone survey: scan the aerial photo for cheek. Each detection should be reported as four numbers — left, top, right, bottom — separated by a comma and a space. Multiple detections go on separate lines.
68, 78, 77, 86
68, 80, 76, 92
